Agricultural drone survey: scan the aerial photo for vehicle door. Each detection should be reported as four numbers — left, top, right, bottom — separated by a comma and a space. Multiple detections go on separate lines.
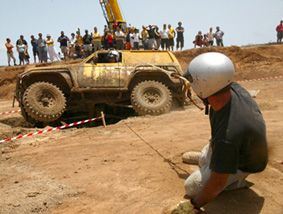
77, 53, 121, 88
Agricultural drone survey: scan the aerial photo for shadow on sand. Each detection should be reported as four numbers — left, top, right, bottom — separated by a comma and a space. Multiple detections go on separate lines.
204, 188, 264, 214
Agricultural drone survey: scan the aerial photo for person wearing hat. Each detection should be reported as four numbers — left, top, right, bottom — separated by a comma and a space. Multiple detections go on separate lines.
176, 21, 185, 51
46, 34, 60, 62
181, 52, 268, 210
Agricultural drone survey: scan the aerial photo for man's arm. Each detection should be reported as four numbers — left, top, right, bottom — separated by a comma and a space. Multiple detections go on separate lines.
191, 171, 229, 209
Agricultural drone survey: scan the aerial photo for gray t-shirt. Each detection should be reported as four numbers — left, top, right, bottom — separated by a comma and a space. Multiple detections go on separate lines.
209, 83, 268, 174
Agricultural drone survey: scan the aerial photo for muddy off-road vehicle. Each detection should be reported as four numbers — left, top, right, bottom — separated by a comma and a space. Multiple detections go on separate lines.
15, 50, 186, 124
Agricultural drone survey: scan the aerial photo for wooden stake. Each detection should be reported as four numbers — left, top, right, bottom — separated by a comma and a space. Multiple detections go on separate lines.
101, 111, 106, 128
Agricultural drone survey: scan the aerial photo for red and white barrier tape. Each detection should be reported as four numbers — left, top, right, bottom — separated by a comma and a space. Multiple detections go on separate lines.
0, 109, 21, 116
238, 75, 283, 83
0, 117, 102, 144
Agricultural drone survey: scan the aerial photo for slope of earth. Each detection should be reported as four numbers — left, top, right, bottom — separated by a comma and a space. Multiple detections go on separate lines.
1, 44, 283, 100
175, 44, 283, 80
1, 44, 283, 214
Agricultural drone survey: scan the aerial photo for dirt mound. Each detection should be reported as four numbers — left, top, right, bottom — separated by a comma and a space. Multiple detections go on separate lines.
175, 44, 283, 80
1, 44, 283, 100
0, 60, 82, 100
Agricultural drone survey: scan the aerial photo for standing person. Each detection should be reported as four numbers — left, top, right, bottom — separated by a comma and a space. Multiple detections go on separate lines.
75, 30, 84, 58
57, 31, 69, 59
83, 30, 93, 57
125, 29, 132, 50
160, 24, 169, 50
103, 25, 109, 34
276, 20, 283, 43
202, 34, 209, 47
115, 27, 125, 50
129, 27, 135, 49
154, 26, 161, 50
176, 21, 185, 51
147, 25, 157, 50
5, 38, 17, 66
132, 28, 140, 50
16, 35, 29, 64
92, 27, 102, 52
30, 35, 39, 63
16, 40, 28, 65
214, 26, 224, 47
104, 31, 114, 50
68, 33, 76, 59
46, 34, 60, 62
37, 33, 48, 63
168, 24, 176, 51
207, 27, 214, 46
180, 52, 267, 211
141, 25, 149, 50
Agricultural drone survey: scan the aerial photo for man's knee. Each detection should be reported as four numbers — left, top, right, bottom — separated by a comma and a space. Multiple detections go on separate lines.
184, 170, 204, 198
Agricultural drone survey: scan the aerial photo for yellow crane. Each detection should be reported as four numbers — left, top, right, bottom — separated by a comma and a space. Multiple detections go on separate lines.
99, 0, 127, 30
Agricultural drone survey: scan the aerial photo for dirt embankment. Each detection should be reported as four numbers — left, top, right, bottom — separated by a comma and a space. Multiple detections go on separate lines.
1, 44, 283, 100
175, 44, 283, 80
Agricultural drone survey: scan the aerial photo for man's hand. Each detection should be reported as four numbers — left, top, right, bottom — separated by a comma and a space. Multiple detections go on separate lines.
192, 172, 229, 208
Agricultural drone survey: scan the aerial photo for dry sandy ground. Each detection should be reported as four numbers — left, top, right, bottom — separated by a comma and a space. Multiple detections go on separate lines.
1, 45, 283, 214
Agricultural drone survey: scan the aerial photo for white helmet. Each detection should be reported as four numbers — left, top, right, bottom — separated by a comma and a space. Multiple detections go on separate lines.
108, 50, 119, 62
184, 52, 235, 99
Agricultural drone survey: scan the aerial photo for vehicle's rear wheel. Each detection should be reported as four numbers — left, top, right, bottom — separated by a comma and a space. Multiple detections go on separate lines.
131, 80, 172, 115
23, 82, 66, 122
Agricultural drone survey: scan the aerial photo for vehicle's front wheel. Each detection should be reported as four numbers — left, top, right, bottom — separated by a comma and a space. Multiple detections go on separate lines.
131, 80, 172, 116
23, 82, 66, 122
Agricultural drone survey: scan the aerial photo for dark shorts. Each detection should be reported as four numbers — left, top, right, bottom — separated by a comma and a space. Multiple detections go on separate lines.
116, 39, 124, 50
32, 49, 39, 57
168, 38, 174, 47
277, 32, 283, 40
176, 37, 184, 48
161, 38, 168, 49
216, 39, 224, 47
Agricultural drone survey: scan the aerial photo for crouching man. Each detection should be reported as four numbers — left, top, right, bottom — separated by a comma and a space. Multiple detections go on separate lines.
182, 52, 268, 211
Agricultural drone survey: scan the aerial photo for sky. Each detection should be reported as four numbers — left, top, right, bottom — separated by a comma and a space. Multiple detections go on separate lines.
0, 0, 283, 66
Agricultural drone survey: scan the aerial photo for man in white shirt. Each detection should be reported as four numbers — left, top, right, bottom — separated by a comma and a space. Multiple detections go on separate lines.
214, 26, 224, 47
115, 27, 125, 50
160, 24, 169, 50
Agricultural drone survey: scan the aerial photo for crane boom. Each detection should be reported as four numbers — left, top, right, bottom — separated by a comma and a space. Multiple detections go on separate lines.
99, 0, 126, 30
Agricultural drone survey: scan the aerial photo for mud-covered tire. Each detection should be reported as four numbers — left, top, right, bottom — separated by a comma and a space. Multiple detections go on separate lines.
23, 82, 66, 122
131, 80, 172, 116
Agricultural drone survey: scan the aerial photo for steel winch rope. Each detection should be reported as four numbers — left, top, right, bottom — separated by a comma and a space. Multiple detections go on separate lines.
124, 123, 189, 175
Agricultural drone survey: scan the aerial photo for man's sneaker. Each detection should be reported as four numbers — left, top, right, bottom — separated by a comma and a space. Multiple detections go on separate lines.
182, 151, 201, 165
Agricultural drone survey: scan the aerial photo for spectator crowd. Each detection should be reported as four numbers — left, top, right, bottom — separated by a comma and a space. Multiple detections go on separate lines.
4, 22, 227, 67
4, 19, 283, 67
192, 26, 225, 48
4, 22, 186, 66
